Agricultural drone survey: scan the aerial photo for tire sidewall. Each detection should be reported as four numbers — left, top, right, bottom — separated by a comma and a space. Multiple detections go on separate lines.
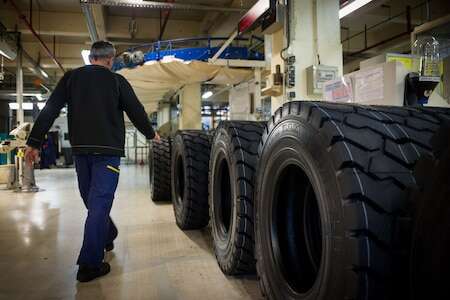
209, 128, 238, 270
149, 142, 154, 199
172, 135, 189, 226
256, 116, 346, 300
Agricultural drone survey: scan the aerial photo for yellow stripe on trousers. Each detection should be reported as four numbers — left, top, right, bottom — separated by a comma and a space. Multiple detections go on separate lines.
107, 165, 120, 174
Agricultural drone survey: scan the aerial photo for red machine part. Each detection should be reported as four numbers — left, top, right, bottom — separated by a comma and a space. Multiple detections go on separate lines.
238, 0, 271, 34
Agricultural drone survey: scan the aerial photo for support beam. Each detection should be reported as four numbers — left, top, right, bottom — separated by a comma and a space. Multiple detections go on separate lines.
208, 59, 267, 68
0, 9, 202, 41
229, 80, 261, 121
16, 48, 24, 125
157, 102, 171, 128
179, 83, 201, 130
80, 0, 247, 12
159, 0, 174, 40
210, 30, 238, 63
283, 0, 343, 103
199, 0, 236, 34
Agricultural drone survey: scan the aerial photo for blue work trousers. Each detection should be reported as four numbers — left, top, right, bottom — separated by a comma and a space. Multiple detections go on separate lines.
74, 155, 120, 267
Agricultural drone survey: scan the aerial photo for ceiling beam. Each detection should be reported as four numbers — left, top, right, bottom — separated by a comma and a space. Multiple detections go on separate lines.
80, 0, 248, 12
200, 0, 238, 34
1, 9, 202, 41
7, 0, 65, 72
159, 0, 174, 40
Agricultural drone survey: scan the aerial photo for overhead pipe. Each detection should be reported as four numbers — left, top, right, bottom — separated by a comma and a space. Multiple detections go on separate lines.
80, 0, 247, 12
8, 0, 65, 73
81, 3, 100, 42
0, 24, 51, 83
21, 50, 52, 82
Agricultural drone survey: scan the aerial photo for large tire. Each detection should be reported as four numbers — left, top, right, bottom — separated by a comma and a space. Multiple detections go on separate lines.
150, 138, 172, 202
209, 121, 265, 275
171, 130, 211, 230
255, 101, 449, 300
410, 120, 450, 300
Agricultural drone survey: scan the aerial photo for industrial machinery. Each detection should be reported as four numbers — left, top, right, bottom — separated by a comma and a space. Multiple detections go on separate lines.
0, 123, 39, 192
143, 1, 450, 299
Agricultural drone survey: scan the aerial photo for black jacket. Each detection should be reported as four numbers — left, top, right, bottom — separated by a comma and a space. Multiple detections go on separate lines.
27, 65, 155, 157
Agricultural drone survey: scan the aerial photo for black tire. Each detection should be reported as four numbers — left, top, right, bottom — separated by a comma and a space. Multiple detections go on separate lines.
172, 130, 211, 230
410, 121, 450, 300
255, 101, 450, 300
209, 121, 265, 275
150, 138, 172, 202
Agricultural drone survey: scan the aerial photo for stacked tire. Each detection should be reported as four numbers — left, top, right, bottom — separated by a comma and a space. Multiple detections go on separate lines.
171, 130, 212, 230
209, 121, 265, 275
254, 101, 450, 300
409, 114, 450, 300
149, 138, 172, 202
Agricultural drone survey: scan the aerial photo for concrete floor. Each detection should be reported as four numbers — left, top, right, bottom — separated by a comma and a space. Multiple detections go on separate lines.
0, 165, 262, 300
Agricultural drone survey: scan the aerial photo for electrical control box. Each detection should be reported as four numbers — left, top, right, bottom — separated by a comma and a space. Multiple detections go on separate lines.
306, 65, 339, 95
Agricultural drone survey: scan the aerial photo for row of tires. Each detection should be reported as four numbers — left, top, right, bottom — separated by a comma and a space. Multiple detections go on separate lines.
149, 101, 450, 300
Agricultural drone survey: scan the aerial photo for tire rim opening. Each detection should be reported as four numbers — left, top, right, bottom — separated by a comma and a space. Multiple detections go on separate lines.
175, 155, 185, 205
272, 164, 323, 294
215, 157, 232, 237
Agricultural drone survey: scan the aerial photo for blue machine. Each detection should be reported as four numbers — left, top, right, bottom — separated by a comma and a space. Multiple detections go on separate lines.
113, 36, 264, 72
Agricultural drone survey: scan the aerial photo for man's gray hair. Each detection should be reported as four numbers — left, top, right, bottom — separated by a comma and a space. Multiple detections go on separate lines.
89, 41, 116, 60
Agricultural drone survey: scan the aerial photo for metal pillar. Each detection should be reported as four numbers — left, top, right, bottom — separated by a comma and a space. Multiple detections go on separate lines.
16, 47, 24, 125
254, 68, 262, 117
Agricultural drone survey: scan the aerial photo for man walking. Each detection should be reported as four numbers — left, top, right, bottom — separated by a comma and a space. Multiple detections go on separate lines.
25, 41, 159, 282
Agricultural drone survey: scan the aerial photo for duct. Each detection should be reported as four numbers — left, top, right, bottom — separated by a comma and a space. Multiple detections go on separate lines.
81, 3, 100, 42
21, 50, 52, 82
80, 0, 247, 12
0, 29, 52, 83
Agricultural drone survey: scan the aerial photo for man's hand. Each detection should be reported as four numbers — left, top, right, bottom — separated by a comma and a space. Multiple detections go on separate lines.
153, 132, 161, 142
25, 146, 40, 166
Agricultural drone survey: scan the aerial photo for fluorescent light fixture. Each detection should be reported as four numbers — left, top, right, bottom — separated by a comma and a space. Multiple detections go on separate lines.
202, 91, 213, 99
0, 49, 12, 60
7, 92, 44, 98
40, 69, 49, 78
0, 40, 17, 60
9, 103, 34, 110
339, 0, 374, 19
9, 102, 46, 110
27, 65, 49, 79
81, 50, 91, 65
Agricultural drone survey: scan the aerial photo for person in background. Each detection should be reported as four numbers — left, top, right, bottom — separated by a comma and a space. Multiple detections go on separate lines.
40, 134, 56, 169
24, 41, 160, 282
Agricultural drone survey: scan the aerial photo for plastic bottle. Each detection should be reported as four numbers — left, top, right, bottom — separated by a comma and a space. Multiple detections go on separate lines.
412, 36, 440, 78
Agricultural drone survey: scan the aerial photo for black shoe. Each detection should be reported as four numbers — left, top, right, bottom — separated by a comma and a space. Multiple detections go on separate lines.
77, 262, 111, 282
105, 242, 114, 252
